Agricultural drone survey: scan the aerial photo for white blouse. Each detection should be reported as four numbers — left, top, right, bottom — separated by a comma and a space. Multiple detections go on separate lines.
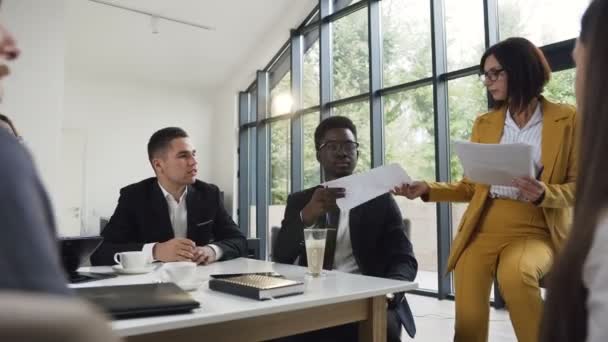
489, 103, 543, 200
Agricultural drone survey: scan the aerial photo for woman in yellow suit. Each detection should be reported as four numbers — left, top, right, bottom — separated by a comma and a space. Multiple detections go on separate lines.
393, 37, 577, 342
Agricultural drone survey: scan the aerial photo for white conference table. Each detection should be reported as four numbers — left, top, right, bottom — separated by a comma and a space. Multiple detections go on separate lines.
74, 258, 417, 342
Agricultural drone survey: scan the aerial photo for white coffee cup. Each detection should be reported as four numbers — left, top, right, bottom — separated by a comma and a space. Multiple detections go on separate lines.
113, 251, 147, 270
161, 261, 197, 285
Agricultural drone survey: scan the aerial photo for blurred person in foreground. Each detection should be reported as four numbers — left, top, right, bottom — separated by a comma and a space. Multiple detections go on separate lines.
0, 7, 71, 295
541, 1, 608, 341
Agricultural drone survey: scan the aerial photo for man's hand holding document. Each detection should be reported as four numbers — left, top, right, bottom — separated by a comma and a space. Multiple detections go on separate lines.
453, 141, 534, 186
323, 163, 412, 211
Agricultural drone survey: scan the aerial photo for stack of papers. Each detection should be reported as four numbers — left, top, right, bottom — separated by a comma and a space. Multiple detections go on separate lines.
453, 141, 534, 186
323, 163, 412, 211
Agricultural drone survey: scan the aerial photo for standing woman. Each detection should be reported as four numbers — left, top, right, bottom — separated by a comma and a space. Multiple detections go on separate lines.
541, 1, 608, 341
393, 37, 578, 342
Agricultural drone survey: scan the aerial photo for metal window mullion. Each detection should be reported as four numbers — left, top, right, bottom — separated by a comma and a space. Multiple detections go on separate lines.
256, 71, 270, 260
238, 92, 251, 236
319, 0, 332, 120
431, 0, 452, 299
291, 31, 304, 193
369, 0, 383, 168
484, 0, 499, 48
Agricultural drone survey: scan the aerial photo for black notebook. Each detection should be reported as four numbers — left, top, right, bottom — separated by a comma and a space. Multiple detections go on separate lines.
209, 273, 304, 300
76, 283, 200, 319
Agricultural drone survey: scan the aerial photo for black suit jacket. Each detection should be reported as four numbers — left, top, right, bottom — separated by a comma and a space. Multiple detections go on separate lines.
90, 178, 246, 266
274, 187, 418, 338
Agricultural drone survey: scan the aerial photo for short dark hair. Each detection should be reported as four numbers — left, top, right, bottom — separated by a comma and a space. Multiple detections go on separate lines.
0, 113, 19, 137
480, 37, 551, 114
147, 127, 188, 161
314, 116, 357, 150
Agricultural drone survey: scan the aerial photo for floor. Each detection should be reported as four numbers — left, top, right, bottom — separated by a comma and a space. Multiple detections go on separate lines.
402, 294, 516, 341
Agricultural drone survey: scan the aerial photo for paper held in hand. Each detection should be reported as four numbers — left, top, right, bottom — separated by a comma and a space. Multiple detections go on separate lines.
453, 141, 534, 186
322, 163, 412, 211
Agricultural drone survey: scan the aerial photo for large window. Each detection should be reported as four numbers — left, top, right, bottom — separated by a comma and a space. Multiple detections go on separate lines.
445, 0, 485, 71
269, 120, 291, 233
384, 86, 437, 291
303, 33, 320, 108
332, 8, 369, 100
381, 0, 432, 87
544, 68, 576, 106
303, 112, 321, 188
332, 0, 363, 14
270, 71, 292, 116
238, 0, 581, 296
498, 0, 589, 46
247, 126, 257, 237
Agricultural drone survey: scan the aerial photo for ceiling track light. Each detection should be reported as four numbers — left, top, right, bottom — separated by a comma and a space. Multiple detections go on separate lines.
87, 0, 216, 32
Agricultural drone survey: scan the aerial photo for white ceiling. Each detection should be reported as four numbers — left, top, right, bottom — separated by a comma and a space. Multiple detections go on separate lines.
66, 0, 317, 89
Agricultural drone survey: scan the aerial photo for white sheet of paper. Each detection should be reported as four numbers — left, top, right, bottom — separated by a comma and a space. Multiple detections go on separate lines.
322, 163, 412, 211
453, 141, 534, 186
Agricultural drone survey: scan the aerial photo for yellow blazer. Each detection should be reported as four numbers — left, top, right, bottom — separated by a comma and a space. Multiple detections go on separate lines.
426, 97, 578, 273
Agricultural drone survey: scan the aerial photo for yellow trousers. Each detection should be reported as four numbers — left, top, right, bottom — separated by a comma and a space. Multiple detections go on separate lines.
454, 199, 553, 342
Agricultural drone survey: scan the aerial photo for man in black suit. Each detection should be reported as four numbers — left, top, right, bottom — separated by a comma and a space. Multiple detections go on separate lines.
274, 116, 417, 341
91, 127, 246, 266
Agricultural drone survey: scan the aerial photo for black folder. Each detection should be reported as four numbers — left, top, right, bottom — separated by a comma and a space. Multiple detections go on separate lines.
76, 283, 200, 319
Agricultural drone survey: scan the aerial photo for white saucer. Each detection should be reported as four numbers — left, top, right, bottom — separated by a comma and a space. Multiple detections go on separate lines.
112, 264, 156, 275
176, 280, 205, 291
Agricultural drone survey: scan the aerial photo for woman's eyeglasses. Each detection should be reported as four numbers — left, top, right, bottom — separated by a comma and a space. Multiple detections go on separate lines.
479, 68, 505, 83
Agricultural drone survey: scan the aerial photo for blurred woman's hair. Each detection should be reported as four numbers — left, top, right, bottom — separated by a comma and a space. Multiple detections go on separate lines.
541, 1, 608, 341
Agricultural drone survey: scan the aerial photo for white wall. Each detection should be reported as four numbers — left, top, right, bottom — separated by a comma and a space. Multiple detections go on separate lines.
64, 76, 214, 235
0, 0, 314, 236
211, 5, 315, 218
0, 0, 66, 208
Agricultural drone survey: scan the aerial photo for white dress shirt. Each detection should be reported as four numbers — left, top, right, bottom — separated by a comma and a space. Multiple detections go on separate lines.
584, 211, 608, 342
490, 102, 543, 200
332, 210, 360, 273
142, 183, 222, 262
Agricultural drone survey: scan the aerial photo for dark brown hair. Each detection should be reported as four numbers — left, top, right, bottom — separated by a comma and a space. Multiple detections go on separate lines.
147, 127, 188, 161
480, 37, 551, 114
540, 1, 608, 341
0, 113, 19, 137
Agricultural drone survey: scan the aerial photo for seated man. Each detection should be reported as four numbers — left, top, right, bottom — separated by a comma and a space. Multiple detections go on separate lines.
274, 116, 418, 341
91, 127, 246, 266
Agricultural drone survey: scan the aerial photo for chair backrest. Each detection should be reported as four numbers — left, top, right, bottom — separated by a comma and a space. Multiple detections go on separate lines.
0, 292, 120, 342
247, 238, 261, 260
270, 226, 281, 261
